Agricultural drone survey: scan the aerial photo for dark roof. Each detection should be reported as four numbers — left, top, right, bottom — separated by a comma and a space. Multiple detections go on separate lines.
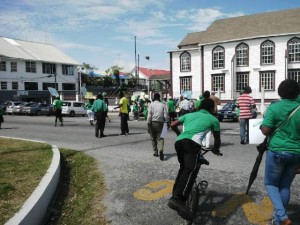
178, 7, 300, 48
149, 73, 170, 81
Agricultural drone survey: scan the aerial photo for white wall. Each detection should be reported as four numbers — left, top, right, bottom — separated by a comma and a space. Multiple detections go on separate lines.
171, 34, 300, 102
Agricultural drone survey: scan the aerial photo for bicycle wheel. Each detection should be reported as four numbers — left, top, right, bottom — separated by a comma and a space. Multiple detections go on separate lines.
185, 183, 200, 225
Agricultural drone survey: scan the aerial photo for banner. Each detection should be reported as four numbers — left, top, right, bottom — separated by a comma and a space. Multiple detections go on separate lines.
249, 118, 265, 144
48, 87, 59, 97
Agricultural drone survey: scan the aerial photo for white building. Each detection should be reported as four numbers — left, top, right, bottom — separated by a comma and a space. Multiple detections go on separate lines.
168, 7, 300, 111
0, 37, 80, 103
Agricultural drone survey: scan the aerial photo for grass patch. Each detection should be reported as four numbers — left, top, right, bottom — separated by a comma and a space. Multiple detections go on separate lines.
45, 148, 110, 225
0, 138, 53, 224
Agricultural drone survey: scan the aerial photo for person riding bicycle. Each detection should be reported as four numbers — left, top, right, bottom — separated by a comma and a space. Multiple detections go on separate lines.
168, 98, 221, 220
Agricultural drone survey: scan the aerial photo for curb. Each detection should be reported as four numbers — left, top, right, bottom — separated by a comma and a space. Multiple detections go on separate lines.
1, 136, 61, 225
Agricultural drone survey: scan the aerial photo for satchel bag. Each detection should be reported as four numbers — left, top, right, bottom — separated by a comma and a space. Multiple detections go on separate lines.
258, 105, 300, 153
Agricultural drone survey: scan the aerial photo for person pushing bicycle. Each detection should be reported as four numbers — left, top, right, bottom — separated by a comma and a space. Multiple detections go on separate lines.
168, 98, 221, 220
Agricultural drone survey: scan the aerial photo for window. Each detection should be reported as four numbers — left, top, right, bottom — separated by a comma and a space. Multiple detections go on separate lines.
0, 61, 6, 71
12, 82, 18, 90
211, 74, 225, 92
26, 61, 36, 73
24, 82, 38, 90
236, 43, 249, 66
180, 52, 191, 71
261, 40, 274, 64
1, 82, 7, 89
180, 77, 192, 92
62, 83, 76, 90
11, 62, 17, 72
43, 63, 56, 74
236, 72, 249, 91
288, 37, 300, 62
43, 83, 56, 90
212, 46, 224, 69
288, 69, 300, 83
260, 71, 275, 91
62, 65, 74, 75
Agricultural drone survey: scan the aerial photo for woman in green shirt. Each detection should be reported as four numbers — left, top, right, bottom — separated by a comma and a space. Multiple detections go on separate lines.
260, 79, 300, 225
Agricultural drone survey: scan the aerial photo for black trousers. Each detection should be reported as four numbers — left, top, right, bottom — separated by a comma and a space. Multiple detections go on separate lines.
173, 139, 201, 202
169, 112, 176, 122
120, 113, 129, 134
95, 111, 106, 137
54, 109, 63, 124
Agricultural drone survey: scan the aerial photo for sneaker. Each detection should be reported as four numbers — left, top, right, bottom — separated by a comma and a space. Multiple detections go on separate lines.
241, 140, 245, 144
119, 133, 126, 136
280, 218, 292, 225
167, 197, 193, 221
153, 152, 159, 157
159, 151, 164, 161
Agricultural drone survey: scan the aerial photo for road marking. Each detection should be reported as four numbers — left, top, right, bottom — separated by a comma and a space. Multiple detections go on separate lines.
134, 181, 274, 224
133, 180, 174, 201
212, 193, 273, 225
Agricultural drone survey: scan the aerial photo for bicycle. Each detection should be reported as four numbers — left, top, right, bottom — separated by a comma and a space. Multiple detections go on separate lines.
185, 148, 223, 225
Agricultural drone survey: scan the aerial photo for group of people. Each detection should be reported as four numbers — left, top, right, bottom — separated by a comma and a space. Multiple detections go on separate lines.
166, 80, 300, 225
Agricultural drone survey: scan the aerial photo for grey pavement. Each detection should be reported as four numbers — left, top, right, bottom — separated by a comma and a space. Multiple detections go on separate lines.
1, 114, 300, 225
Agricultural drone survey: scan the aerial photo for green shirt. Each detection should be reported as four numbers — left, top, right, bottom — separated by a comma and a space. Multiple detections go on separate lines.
195, 99, 203, 109
177, 109, 220, 145
91, 99, 105, 112
262, 99, 300, 154
167, 100, 175, 112
85, 101, 93, 110
53, 99, 63, 109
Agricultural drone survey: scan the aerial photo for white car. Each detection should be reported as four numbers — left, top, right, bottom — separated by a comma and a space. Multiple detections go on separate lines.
5, 101, 25, 114
61, 101, 86, 117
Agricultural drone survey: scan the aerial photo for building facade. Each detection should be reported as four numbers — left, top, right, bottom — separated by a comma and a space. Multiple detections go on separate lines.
0, 37, 80, 103
169, 8, 300, 111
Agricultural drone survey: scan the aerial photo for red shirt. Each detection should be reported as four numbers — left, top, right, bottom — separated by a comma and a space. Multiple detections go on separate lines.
237, 93, 255, 119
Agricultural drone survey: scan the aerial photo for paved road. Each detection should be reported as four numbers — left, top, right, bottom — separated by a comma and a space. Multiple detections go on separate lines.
1, 114, 300, 225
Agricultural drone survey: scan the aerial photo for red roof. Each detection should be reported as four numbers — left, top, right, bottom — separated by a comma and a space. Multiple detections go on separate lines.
139, 67, 170, 78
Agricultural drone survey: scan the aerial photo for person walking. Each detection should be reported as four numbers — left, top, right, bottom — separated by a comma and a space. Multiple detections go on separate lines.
132, 101, 139, 121
114, 92, 129, 135
85, 98, 94, 125
195, 95, 203, 110
237, 86, 256, 144
92, 93, 107, 138
260, 79, 300, 225
179, 94, 191, 116
0, 107, 4, 129
103, 92, 111, 123
53, 96, 63, 127
167, 97, 176, 122
168, 98, 221, 220
147, 93, 169, 161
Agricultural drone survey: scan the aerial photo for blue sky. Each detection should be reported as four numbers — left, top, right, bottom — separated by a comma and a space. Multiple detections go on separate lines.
1, 0, 300, 72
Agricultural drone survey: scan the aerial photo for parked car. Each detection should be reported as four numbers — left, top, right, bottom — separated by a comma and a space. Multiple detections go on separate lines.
5, 101, 25, 115
216, 102, 238, 122
40, 104, 55, 116
23, 103, 49, 116
13, 102, 37, 115
62, 101, 86, 117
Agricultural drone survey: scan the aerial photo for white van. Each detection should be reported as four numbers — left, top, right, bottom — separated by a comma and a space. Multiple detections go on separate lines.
62, 101, 86, 117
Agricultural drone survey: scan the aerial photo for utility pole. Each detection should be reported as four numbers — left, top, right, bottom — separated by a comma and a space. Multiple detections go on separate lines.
145, 56, 150, 96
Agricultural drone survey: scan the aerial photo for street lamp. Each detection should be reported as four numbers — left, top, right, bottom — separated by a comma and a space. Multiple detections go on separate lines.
145, 56, 150, 96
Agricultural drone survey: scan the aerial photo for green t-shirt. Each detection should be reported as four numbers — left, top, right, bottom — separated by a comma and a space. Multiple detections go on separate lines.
195, 99, 203, 109
262, 99, 300, 154
176, 109, 220, 145
167, 100, 175, 112
53, 99, 63, 109
85, 101, 93, 110
91, 99, 105, 112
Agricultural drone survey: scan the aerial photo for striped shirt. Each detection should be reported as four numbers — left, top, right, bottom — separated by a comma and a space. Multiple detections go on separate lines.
237, 93, 255, 119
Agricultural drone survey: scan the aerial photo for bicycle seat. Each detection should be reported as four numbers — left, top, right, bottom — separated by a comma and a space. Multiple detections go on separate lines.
198, 155, 209, 165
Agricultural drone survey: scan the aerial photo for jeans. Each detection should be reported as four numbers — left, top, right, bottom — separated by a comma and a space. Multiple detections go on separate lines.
265, 150, 300, 224
239, 118, 249, 142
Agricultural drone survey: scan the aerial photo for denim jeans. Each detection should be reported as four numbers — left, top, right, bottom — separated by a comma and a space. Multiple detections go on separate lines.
239, 118, 249, 142
265, 150, 300, 225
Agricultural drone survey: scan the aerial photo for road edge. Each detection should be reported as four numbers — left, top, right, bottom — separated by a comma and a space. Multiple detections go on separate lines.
1, 136, 61, 225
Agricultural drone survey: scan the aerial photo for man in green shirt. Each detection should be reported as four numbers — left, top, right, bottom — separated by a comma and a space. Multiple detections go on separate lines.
167, 97, 176, 122
168, 98, 221, 220
92, 93, 107, 138
53, 96, 63, 127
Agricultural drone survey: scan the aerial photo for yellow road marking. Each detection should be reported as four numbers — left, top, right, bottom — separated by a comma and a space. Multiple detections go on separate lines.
133, 180, 174, 201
